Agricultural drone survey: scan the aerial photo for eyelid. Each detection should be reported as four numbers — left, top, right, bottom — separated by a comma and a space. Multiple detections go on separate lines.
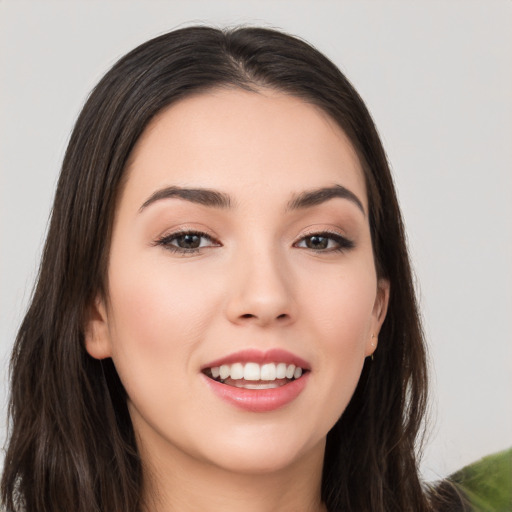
153, 227, 221, 254
153, 223, 220, 243
293, 229, 355, 252
152, 225, 354, 255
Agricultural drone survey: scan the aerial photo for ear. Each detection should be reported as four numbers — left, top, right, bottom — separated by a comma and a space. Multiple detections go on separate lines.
83, 295, 112, 360
366, 278, 390, 356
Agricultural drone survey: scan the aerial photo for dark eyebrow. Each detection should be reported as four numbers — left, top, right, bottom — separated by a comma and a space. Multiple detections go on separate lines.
139, 186, 232, 212
286, 185, 365, 215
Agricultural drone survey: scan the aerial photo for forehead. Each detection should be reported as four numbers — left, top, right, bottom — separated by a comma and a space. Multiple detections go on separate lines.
123, 88, 367, 210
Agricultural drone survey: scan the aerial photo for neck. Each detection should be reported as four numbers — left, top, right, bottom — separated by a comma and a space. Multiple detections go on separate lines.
139, 437, 327, 512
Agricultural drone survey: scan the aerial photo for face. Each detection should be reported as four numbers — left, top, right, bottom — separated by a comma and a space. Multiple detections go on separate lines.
85, 88, 389, 476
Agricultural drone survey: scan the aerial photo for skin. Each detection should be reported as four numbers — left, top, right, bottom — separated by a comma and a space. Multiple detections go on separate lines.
85, 88, 389, 512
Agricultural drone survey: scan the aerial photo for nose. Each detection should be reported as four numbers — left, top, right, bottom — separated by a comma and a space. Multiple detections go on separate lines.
224, 246, 296, 327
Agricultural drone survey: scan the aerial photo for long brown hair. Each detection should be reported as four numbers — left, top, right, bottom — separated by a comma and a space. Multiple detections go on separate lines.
2, 26, 431, 511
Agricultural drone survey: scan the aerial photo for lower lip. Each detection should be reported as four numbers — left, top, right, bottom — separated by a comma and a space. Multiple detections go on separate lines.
202, 373, 310, 412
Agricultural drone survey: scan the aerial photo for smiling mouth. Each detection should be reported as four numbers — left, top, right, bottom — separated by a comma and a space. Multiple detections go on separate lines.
203, 362, 307, 390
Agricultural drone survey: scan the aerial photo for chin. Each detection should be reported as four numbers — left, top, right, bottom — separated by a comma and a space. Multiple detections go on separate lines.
197, 424, 326, 476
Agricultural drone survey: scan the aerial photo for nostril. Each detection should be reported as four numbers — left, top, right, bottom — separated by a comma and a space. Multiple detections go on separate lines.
238, 313, 289, 322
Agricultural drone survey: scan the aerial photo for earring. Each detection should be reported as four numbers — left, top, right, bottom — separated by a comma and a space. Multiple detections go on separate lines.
370, 333, 377, 361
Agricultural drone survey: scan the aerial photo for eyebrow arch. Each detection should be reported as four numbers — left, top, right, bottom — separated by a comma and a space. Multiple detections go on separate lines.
139, 186, 232, 212
286, 185, 365, 215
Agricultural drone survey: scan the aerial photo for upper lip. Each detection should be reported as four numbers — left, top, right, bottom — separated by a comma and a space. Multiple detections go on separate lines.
201, 348, 311, 371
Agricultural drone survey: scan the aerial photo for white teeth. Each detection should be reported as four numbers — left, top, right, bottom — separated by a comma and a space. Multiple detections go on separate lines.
260, 363, 276, 380
230, 362, 244, 380
276, 362, 287, 379
219, 364, 230, 380
285, 364, 296, 379
208, 362, 305, 382
244, 362, 260, 381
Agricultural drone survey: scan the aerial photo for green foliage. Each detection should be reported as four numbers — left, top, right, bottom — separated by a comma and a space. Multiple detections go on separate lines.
451, 448, 512, 512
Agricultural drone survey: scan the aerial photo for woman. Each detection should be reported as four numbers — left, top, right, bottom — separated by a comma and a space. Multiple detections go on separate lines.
1, 26, 464, 512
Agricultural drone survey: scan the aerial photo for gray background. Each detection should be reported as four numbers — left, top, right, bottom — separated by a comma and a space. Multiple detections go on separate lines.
1, 0, 511, 481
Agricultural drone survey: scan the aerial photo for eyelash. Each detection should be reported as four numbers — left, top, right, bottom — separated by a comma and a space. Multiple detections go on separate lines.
154, 230, 220, 254
293, 231, 355, 253
154, 230, 354, 255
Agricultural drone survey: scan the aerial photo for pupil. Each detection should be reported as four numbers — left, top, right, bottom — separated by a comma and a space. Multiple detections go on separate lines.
179, 234, 200, 248
307, 236, 328, 249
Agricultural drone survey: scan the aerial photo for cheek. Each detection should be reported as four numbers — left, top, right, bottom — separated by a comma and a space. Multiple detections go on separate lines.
103, 259, 223, 432
107, 256, 218, 350
296, 265, 376, 418
103, 256, 224, 407
301, 266, 377, 348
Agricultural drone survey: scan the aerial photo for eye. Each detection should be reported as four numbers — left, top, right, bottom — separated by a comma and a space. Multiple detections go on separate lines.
154, 230, 220, 254
294, 232, 354, 252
